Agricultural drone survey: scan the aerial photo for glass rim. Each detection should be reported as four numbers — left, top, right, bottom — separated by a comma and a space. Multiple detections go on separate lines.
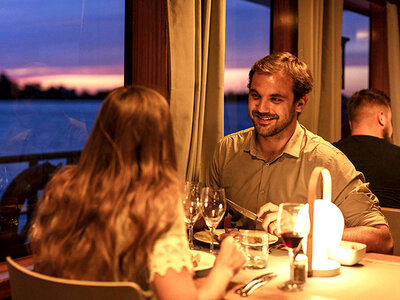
279, 202, 304, 207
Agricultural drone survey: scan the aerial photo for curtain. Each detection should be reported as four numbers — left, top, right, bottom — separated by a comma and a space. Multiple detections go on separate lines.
167, 0, 226, 181
387, 3, 400, 146
298, 0, 343, 143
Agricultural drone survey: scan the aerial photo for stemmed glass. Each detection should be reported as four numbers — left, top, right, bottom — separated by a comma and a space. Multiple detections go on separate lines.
276, 203, 306, 291
182, 181, 202, 250
200, 187, 226, 255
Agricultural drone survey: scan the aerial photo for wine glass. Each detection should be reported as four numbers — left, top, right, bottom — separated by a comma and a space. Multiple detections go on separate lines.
200, 187, 226, 255
276, 203, 306, 291
182, 181, 202, 249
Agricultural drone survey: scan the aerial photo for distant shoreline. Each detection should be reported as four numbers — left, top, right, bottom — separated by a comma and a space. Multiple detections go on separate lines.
2, 72, 250, 102
0, 72, 109, 101
0, 98, 104, 102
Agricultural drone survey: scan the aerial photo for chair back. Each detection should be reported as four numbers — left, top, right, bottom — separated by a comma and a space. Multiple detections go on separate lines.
6, 256, 152, 300
381, 207, 400, 256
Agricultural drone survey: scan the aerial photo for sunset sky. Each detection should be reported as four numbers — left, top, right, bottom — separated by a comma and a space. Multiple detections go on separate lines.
1, 0, 368, 96
1, 0, 124, 94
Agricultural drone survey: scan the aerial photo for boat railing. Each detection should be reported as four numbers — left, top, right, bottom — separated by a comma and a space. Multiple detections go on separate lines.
0, 150, 81, 167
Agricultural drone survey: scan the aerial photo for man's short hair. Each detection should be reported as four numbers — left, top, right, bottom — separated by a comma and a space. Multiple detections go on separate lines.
347, 89, 391, 123
248, 52, 314, 101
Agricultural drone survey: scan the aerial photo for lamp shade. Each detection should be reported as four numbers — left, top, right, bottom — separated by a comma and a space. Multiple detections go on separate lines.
300, 201, 344, 273
303, 167, 344, 277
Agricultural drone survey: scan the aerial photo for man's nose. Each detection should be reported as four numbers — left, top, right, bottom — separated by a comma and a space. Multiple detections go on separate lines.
257, 98, 271, 112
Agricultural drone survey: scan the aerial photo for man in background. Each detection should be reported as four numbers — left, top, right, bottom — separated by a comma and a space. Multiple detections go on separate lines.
206, 52, 393, 254
334, 89, 400, 209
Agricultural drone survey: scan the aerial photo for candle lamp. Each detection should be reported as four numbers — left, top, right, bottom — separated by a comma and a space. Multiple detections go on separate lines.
299, 167, 344, 277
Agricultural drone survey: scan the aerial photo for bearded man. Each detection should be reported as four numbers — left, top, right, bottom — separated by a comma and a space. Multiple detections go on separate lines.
206, 52, 393, 254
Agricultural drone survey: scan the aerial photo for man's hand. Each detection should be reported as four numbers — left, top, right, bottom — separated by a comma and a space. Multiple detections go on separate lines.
257, 202, 280, 236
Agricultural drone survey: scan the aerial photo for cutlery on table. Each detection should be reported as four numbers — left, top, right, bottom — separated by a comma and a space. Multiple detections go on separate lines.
235, 272, 276, 296
243, 274, 277, 296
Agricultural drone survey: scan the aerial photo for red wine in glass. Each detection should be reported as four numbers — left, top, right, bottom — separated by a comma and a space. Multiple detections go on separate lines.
277, 203, 306, 292
281, 232, 303, 249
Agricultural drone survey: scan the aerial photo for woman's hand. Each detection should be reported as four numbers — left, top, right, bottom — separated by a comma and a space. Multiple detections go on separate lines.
214, 236, 246, 276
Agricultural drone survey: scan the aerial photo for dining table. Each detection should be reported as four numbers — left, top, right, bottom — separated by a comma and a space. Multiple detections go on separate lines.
1, 241, 400, 299
194, 240, 400, 300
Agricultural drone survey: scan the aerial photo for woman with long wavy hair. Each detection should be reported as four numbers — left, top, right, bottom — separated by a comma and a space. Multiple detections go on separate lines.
30, 86, 245, 300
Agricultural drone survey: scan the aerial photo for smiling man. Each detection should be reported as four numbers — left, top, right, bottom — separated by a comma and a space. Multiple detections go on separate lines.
206, 52, 393, 254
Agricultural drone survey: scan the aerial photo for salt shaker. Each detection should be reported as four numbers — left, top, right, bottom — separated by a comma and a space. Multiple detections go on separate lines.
293, 254, 307, 285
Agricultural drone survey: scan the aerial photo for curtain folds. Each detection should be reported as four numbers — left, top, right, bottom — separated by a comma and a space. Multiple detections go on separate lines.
167, 0, 399, 180
297, 0, 343, 143
167, 0, 225, 181
387, 2, 400, 146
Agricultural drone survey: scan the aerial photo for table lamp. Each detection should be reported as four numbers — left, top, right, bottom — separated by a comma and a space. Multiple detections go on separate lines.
301, 167, 344, 277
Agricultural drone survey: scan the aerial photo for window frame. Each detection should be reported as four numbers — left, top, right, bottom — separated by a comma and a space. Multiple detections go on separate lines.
126, 0, 398, 100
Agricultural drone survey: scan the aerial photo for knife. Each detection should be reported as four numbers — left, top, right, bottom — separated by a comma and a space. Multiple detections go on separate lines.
226, 198, 263, 223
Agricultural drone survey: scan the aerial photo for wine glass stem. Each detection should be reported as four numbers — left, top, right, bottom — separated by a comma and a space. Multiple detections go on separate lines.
288, 248, 295, 283
210, 226, 215, 254
188, 223, 194, 249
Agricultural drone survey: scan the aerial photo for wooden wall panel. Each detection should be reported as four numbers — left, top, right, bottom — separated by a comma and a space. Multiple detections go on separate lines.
271, 0, 298, 55
370, 2, 390, 95
125, 0, 169, 101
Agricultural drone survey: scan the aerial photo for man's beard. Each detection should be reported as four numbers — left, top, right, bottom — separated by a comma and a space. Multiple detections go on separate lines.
250, 107, 297, 138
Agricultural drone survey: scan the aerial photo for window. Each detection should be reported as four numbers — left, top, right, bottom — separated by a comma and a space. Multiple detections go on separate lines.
0, 0, 124, 260
341, 9, 370, 137
224, 0, 271, 135
342, 10, 370, 97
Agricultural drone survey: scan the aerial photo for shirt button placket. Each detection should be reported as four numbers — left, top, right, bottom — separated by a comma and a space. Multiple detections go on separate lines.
258, 162, 269, 208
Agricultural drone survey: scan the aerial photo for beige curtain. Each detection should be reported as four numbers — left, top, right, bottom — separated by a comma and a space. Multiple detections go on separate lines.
298, 0, 343, 143
387, 3, 400, 146
167, 0, 225, 181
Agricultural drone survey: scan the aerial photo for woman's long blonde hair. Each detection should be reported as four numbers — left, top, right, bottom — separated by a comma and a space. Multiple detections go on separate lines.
30, 86, 181, 286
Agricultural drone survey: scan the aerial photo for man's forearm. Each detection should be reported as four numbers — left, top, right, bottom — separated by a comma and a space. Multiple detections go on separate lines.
342, 224, 393, 254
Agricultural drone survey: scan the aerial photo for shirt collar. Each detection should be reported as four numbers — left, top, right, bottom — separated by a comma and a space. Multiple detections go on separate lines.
281, 121, 304, 158
243, 122, 304, 160
242, 128, 262, 159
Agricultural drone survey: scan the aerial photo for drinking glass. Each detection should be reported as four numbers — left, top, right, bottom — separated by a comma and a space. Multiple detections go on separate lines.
201, 187, 226, 254
277, 203, 306, 291
182, 181, 202, 249
240, 230, 269, 269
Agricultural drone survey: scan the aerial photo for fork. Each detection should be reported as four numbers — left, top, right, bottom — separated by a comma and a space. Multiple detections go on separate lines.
235, 272, 275, 296
242, 274, 277, 296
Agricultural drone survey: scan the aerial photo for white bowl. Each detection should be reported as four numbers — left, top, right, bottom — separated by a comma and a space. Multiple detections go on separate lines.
328, 241, 367, 266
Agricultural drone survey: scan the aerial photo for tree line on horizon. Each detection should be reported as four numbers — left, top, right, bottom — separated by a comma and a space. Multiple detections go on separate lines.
0, 73, 109, 100
0, 71, 257, 102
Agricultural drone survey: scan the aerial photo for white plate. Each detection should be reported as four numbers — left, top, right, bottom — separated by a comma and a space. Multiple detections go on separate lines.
190, 250, 216, 272
194, 229, 279, 245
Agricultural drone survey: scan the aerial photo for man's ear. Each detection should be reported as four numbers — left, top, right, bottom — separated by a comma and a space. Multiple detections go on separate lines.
378, 111, 385, 126
296, 95, 309, 113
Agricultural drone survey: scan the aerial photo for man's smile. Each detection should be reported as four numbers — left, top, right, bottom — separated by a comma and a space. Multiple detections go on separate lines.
253, 112, 279, 123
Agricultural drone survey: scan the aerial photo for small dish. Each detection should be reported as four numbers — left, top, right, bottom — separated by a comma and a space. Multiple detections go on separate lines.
328, 241, 367, 266
190, 250, 216, 277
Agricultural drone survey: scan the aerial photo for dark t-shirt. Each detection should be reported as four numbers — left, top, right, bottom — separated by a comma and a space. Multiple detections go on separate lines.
333, 135, 400, 208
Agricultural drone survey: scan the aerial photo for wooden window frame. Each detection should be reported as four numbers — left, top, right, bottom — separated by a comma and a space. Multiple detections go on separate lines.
271, 0, 298, 55
124, 0, 170, 102
124, 0, 398, 99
